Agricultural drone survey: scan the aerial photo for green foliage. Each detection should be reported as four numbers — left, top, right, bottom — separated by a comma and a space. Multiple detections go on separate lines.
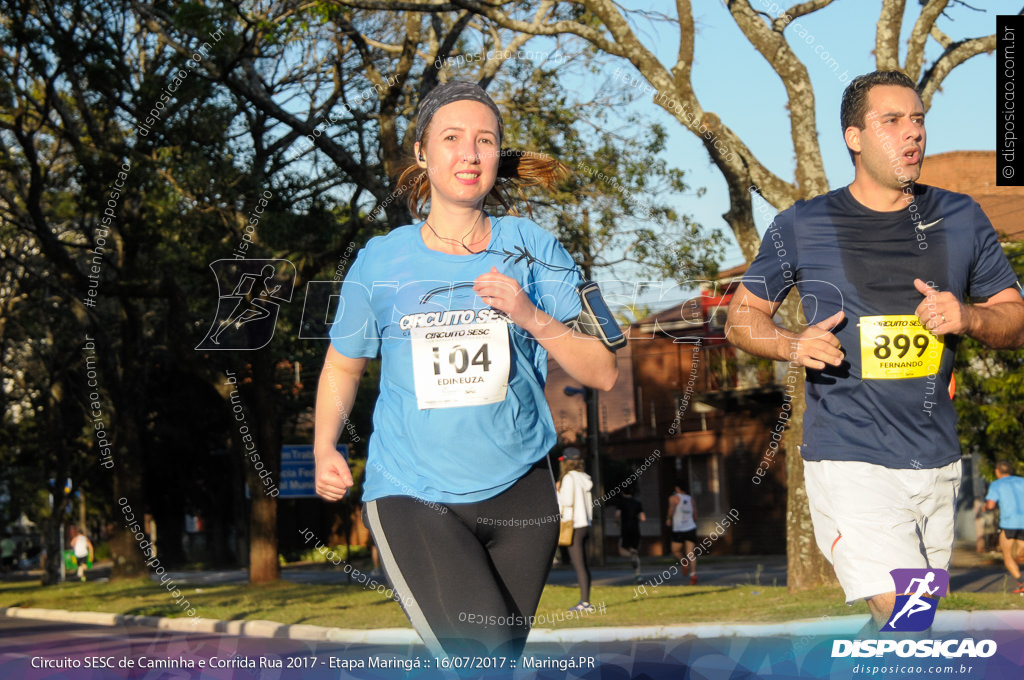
0, 4, 724, 583
954, 243, 1024, 478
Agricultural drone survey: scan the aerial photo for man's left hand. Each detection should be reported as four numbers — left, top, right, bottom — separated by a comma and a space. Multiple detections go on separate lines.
914, 278, 970, 335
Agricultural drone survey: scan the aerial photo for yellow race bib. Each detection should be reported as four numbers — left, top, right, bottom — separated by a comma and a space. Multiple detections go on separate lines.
859, 315, 944, 380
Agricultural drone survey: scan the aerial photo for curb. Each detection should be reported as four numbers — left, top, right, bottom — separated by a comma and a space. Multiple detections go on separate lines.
4, 607, 1024, 644
0, 607, 419, 644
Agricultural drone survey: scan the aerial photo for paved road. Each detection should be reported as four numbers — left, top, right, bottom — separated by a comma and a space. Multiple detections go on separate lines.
43, 550, 1017, 596
0, 616, 424, 679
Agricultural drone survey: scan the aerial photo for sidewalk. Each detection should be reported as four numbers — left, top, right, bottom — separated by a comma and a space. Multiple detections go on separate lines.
4, 603, 1023, 645
2, 553, 791, 588
2, 545, 1018, 644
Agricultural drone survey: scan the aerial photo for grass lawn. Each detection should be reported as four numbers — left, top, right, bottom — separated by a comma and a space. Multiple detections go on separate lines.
2, 574, 1023, 630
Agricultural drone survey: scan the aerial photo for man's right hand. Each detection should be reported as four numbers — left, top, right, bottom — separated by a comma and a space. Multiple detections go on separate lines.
314, 448, 354, 501
788, 310, 845, 369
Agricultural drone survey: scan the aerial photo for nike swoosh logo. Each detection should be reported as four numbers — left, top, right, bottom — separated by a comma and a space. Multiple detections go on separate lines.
915, 218, 943, 231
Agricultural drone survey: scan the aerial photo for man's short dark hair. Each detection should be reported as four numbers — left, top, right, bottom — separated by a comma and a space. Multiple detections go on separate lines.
840, 70, 918, 132
996, 460, 1014, 476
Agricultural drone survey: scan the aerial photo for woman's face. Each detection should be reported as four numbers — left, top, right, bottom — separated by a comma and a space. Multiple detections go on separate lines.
416, 100, 500, 211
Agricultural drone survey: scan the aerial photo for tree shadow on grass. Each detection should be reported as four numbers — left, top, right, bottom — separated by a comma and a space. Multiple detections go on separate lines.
649, 586, 737, 601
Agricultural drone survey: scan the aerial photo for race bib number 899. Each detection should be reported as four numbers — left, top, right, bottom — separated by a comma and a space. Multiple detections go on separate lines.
859, 314, 944, 380
410, 319, 511, 409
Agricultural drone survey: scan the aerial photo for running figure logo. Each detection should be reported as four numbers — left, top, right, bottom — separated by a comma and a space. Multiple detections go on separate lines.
882, 568, 949, 632
196, 259, 296, 350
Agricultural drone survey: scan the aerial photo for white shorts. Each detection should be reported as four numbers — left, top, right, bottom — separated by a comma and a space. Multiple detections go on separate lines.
804, 458, 961, 604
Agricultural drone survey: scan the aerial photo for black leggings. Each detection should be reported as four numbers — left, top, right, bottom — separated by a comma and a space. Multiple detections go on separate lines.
567, 525, 591, 603
364, 461, 559, 658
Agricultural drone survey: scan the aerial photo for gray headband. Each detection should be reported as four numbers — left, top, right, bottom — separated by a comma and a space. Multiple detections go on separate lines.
415, 81, 505, 145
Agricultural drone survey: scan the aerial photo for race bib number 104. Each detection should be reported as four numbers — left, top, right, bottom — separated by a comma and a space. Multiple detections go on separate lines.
410, 319, 511, 409
859, 314, 944, 380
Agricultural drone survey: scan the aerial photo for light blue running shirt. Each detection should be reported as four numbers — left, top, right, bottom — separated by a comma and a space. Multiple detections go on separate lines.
987, 475, 1024, 530
330, 214, 582, 503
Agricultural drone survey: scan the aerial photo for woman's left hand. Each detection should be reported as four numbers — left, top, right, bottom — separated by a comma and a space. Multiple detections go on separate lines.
473, 267, 536, 327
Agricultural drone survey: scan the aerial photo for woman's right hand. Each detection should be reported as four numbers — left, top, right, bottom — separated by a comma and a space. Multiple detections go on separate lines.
314, 448, 354, 501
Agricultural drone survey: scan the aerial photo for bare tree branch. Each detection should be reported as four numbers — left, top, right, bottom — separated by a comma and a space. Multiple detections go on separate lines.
918, 33, 996, 109
363, 36, 406, 54
875, 0, 906, 71
782, 0, 836, 23
340, 0, 628, 54
930, 24, 953, 49
728, 0, 824, 199
905, 0, 949, 81
476, 29, 535, 86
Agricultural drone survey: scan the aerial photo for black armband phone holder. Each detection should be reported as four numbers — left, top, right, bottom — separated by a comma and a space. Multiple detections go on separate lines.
573, 281, 627, 351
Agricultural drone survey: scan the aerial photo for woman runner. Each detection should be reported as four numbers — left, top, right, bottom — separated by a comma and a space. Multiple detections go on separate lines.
313, 81, 618, 658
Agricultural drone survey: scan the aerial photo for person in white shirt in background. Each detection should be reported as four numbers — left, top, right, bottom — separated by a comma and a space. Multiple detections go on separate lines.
557, 447, 595, 612
668, 482, 699, 585
70, 526, 94, 582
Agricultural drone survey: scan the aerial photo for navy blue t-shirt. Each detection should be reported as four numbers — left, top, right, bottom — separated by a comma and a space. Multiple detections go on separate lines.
743, 185, 1019, 469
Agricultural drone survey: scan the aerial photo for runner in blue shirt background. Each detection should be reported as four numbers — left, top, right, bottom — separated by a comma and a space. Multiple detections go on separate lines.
985, 461, 1024, 594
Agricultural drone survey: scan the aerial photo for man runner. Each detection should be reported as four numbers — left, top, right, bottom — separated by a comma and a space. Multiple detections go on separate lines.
726, 70, 1024, 628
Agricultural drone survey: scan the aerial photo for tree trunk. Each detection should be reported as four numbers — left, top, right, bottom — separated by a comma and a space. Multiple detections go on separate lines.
110, 317, 149, 580
41, 378, 70, 586
784, 388, 836, 591
110, 412, 148, 579
248, 489, 279, 583
40, 519, 63, 586
777, 297, 836, 591
248, 350, 280, 584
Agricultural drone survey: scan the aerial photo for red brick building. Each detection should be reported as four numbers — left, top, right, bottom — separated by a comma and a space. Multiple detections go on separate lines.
545, 271, 790, 558
918, 151, 1024, 241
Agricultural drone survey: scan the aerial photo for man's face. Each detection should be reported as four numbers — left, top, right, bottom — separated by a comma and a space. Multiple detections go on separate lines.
845, 85, 927, 192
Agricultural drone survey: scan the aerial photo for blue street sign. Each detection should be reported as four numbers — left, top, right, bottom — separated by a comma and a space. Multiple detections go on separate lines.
278, 444, 347, 498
